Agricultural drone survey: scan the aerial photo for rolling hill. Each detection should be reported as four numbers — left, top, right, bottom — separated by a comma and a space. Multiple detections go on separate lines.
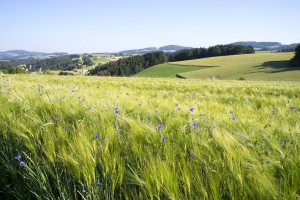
135, 52, 299, 81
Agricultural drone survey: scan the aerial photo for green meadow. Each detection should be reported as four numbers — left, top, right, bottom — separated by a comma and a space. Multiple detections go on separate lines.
134, 64, 209, 78
175, 52, 299, 81
0, 74, 299, 199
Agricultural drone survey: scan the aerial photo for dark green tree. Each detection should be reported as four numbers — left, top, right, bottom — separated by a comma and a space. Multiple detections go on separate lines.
290, 44, 300, 67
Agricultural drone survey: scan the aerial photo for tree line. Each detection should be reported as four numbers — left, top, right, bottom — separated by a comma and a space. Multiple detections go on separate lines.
88, 45, 254, 76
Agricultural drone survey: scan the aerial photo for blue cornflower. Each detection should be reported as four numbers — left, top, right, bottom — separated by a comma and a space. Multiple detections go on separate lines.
190, 152, 195, 156
55, 118, 59, 121
212, 124, 217, 128
192, 122, 198, 127
155, 110, 158, 113
98, 145, 103, 149
177, 107, 181, 111
229, 110, 234, 114
189, 107, 195, 112
39, 93, 43, 96
232, 116, 237, 120
94, 134, 99, 139
156, 124, 163, 130
162, 136, 167, 141
15, 155, 21, 160
290, 106, 296, 110
114, 108, 119, 114
96, 181, 101, 186
19, 161, 25, 167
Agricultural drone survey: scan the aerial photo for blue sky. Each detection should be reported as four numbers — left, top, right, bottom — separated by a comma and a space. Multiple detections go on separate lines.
0, 0, 299, 53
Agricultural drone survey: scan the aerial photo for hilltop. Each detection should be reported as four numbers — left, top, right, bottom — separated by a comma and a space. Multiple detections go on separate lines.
230, 41, 299, 51
115, 45, 192, 55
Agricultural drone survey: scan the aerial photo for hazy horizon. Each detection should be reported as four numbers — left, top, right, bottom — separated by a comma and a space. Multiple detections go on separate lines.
1, 0, 299, 53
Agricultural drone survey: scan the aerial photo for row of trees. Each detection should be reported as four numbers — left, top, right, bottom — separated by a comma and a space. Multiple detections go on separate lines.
167, 45, 254, 62
88, 51, 166, 76
88, 45, 254, 76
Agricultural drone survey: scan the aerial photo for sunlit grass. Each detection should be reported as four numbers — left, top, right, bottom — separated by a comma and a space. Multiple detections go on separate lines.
0, 74, 299, 199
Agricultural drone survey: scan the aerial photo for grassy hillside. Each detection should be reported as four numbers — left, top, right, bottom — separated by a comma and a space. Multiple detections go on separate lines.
0, 75, 299, 199
174, 52, 299, 81
133, 63, 210, 78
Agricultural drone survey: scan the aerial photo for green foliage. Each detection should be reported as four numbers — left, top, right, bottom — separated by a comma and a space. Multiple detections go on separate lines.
0, 75, 299, 199
290, 44, 300, 67
89, 51, 167, 76
167, 45, 255, 62
8, 66, 29, 74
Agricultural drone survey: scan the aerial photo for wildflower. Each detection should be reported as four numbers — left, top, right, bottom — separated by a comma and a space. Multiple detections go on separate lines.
192, 122, 198, 127
230, 131, 235, 135
55, 118, 59, 121
272, 110, 276, 114
96, 181, 101, 186
94, 134, 99, 139
15, 155, 21, 160
229, 110, 234, 114
156, 124, 163, 130
190, 152, 195, 156
212, 124, 217, 128
155, 110, 158, 113
19, 161, 25, 167
232, 116, 237, 120
162, 136, 167, 141
177, 107, 181, 111
189, 107, 195, 112
114, 108, 119, 114
98, 145, 103, 149
39, 93, 43, 96
290, 106, 296, 110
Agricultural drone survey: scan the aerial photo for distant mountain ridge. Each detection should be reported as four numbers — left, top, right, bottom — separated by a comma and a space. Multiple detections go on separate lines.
116, 45, 193, 55
0, 50, 68, 59
230, 41, 299, 51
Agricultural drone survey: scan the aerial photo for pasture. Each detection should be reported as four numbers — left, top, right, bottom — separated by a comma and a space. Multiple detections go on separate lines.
175, 52, 299, 81
134, 64, 209, 78
0, 74, 299, 199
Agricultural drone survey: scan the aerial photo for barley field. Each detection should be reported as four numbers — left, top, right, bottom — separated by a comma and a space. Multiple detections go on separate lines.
0, 74, 299, 199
